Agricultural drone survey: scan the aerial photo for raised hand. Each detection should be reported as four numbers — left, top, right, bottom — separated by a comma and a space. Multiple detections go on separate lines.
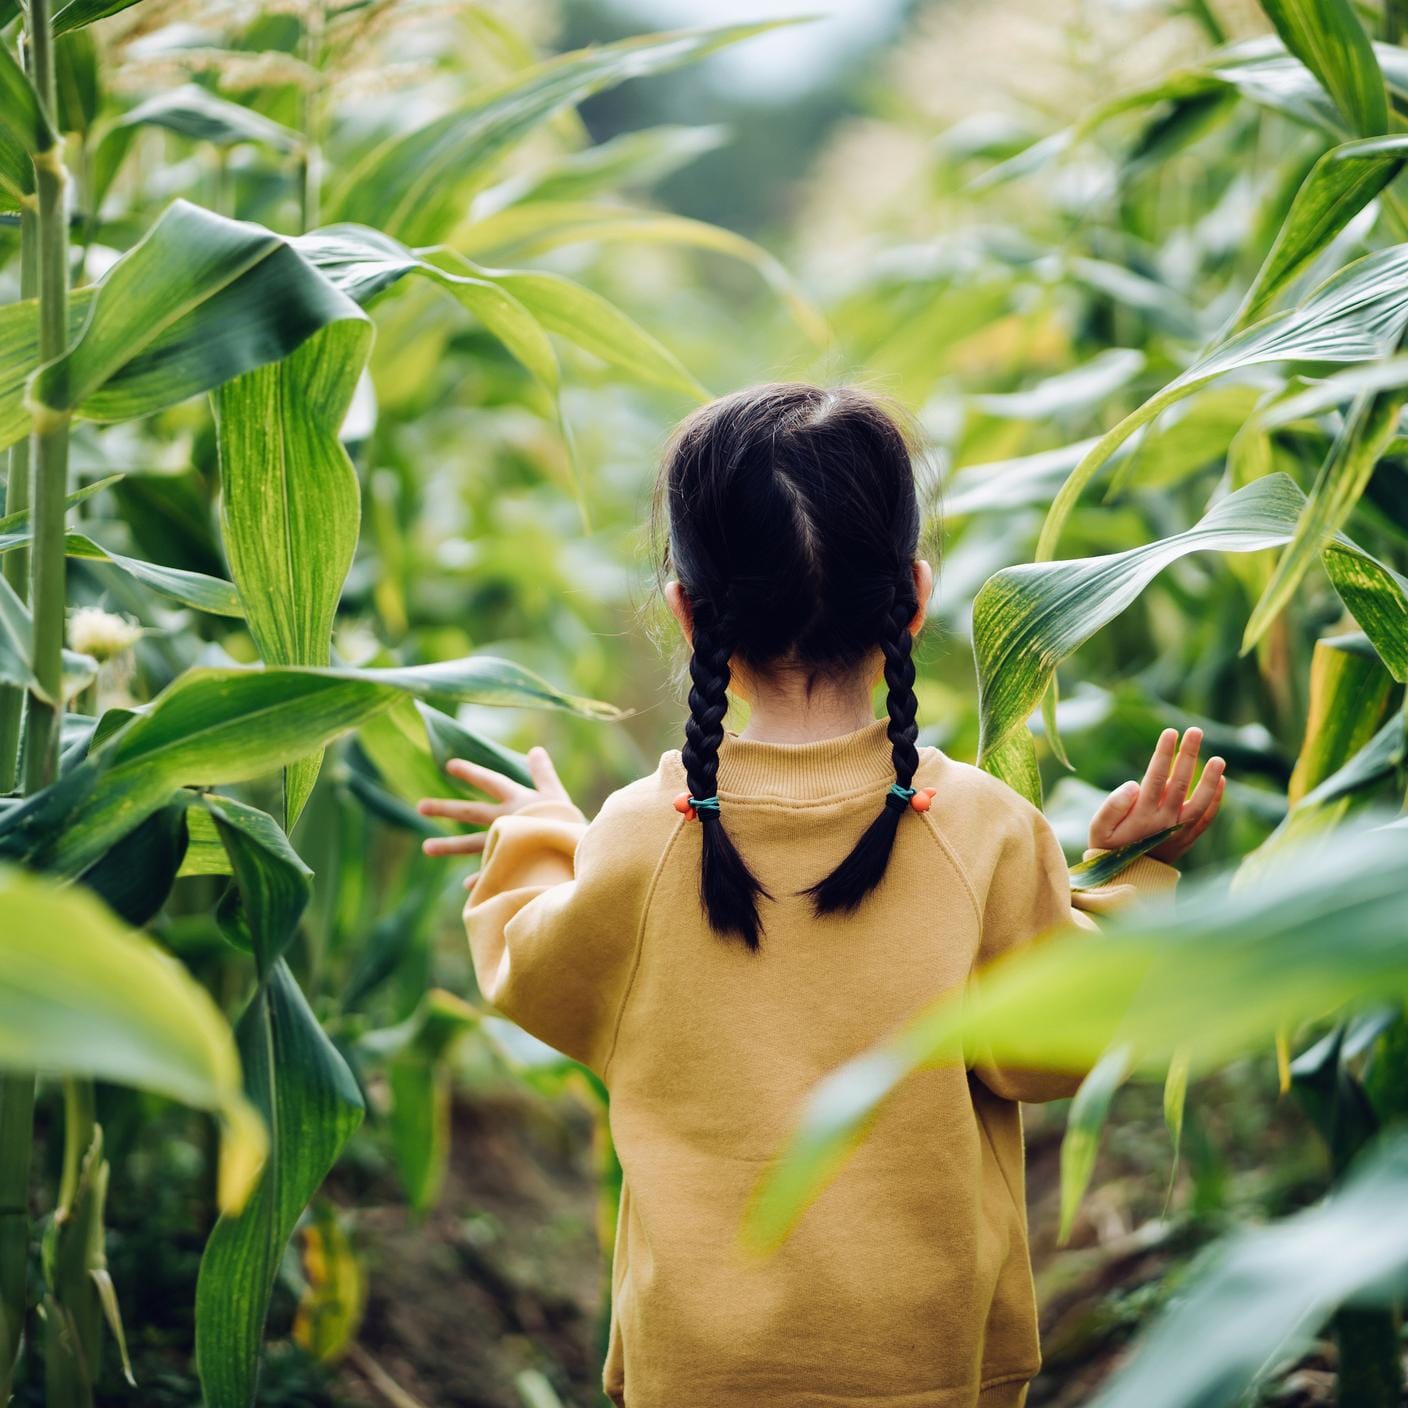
1088, 726, 1226, 864
417, 746, 574, 887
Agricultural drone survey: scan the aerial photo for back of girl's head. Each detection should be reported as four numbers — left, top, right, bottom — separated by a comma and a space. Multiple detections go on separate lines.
650, 381, 937, 951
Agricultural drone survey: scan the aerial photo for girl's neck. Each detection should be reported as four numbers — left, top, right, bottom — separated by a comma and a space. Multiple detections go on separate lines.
732, 662, 878, 744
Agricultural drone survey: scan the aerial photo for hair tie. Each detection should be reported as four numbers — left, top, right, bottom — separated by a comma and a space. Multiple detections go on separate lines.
674, 792, 721, 822
886, 782, 936, 813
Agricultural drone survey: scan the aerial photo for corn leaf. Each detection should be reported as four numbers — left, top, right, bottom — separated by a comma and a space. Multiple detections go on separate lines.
1036, 242, 1408, 560
743, 820, 1408, 1249
1260, 0, 1387, 135
1059, 1046, 1130, 1244
297, 227, 560, 405
1323, 540, 1408, 679
1242, 386, 1406, 651
6, 200, 361, 446
456, 201, 830, 345
0, 573, 97, 703
1089, 1133, 1408, 1408
469, 265, 710, 402
0, 529, 243, 616
0, 39, 49, 204
326, 21, 795, 244
195, 960, 362, 1408
115, 85, 300, 152
1234, 135, 1408, 328
0, 655, 619, 875
977, 475, 1305, 769
216, 316, 372, 826
195, 796, 361, 1408
1287, 635, 1394, 804
0, 866, 265, 1213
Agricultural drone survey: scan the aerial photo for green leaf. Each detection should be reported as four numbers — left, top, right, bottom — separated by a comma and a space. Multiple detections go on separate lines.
195, 960, 363, 1408
1, 655, 619, 875
468, 264, 710, 402
9, 199, 364, 444
1234, 135, 1408, 328
0, 865, 265, 1212
1323, 538, 1408, 680
52, 0, 145, 34
457, 201, 831, 345
326, 21, 799, 244
1068, 827, 1178, 890
1036, 242, 1408, 560
1242, 385, 1406, 651
970, 348, 1145, 421
742, 821, 1408, 1250
1088, 1133, 1408, 1408
206, 795, 313, 971
976, 475, 1305, 770
363, 989, 480, 1214
475, 123, 728, 211
77, 800, 189, 927
0, 572, 97, 703
418, 701, 533, 787
0, 528, 244, 616
1260, 0, 1387, 135
1058, 1046, 1130, 1244
1287, 634, 1394, 804
298, 227, 560, 403
115, 85, 300, 152
0, 38, 52, 170
0, 473, 120, 534
216, 316, 373, 825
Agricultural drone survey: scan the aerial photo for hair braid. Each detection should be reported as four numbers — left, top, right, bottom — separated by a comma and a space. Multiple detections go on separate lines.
680, 609, 771, 950
880, 597, 920, 789
802, 590, 920, 916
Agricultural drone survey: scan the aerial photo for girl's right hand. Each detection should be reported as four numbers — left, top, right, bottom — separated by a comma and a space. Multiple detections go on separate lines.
1088, 726, 1226, 864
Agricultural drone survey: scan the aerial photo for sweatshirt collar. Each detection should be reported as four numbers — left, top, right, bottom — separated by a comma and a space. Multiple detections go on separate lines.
714, 716, 898, 802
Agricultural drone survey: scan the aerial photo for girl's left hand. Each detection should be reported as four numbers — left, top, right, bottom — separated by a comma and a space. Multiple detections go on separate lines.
417, 746, 574, 886
1088, 726, 1226, 864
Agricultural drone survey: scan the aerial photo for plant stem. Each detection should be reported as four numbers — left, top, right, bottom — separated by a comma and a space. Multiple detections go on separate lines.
298, 3, 324, 233
23, 0, 72, 796
0, 205, 39, 792
0, 1074, 36, 1399
1, 1, 73, 1396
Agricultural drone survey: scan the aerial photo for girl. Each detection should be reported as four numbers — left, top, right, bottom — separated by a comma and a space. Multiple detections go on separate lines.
418, 384, 1225, 1408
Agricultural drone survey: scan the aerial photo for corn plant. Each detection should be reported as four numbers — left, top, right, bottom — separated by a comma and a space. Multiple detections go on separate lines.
0, 5, 818, 1403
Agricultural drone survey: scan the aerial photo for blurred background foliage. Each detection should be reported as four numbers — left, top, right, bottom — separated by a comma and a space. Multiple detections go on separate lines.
2, 0, 1407, 1405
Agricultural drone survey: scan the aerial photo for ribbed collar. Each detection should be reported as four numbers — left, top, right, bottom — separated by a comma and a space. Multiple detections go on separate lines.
714, 716, 898, 802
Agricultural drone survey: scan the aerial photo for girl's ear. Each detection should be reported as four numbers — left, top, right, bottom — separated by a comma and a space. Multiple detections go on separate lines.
908, 559, 934, 635
665, 579, 694, 647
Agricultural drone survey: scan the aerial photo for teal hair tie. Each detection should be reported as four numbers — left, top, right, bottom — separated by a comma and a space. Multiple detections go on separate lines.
885, 782, 916, 812
689, 795, 721, 815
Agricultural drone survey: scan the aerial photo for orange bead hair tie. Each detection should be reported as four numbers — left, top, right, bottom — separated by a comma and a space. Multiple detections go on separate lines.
886, 783, 936, 813
673, 792, 721, 822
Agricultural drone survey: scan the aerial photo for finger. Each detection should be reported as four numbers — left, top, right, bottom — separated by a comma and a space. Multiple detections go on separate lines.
1177, 777, 1222, 850
417, 798, 503, 825
527, 745, 569, 800
1178, 755, 1225, 824
1163, 727, 1204, 811
444, 757, 525, 801
1140, 728, 1179, 799
464, 872, 480, 891
1090, 780, 1140, 843
421, 832, 489, 857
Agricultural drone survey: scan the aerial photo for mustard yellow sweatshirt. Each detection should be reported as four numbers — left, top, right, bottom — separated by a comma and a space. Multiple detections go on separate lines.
464, 717, 1177, 1408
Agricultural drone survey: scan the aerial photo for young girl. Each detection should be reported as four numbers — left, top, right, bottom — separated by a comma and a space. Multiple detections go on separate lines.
418, 384, 1225, 1408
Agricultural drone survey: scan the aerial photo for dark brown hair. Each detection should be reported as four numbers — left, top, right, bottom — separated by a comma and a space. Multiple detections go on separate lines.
650, 382, 937, 950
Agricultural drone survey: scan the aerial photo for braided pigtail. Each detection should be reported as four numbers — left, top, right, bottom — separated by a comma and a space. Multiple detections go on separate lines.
680, 612, 772, 951
802, 594, 921, 916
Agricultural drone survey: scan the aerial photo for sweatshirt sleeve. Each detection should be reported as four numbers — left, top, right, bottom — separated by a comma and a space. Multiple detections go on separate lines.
969, 802, 1178, 1104
462, 791, 655, 1077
